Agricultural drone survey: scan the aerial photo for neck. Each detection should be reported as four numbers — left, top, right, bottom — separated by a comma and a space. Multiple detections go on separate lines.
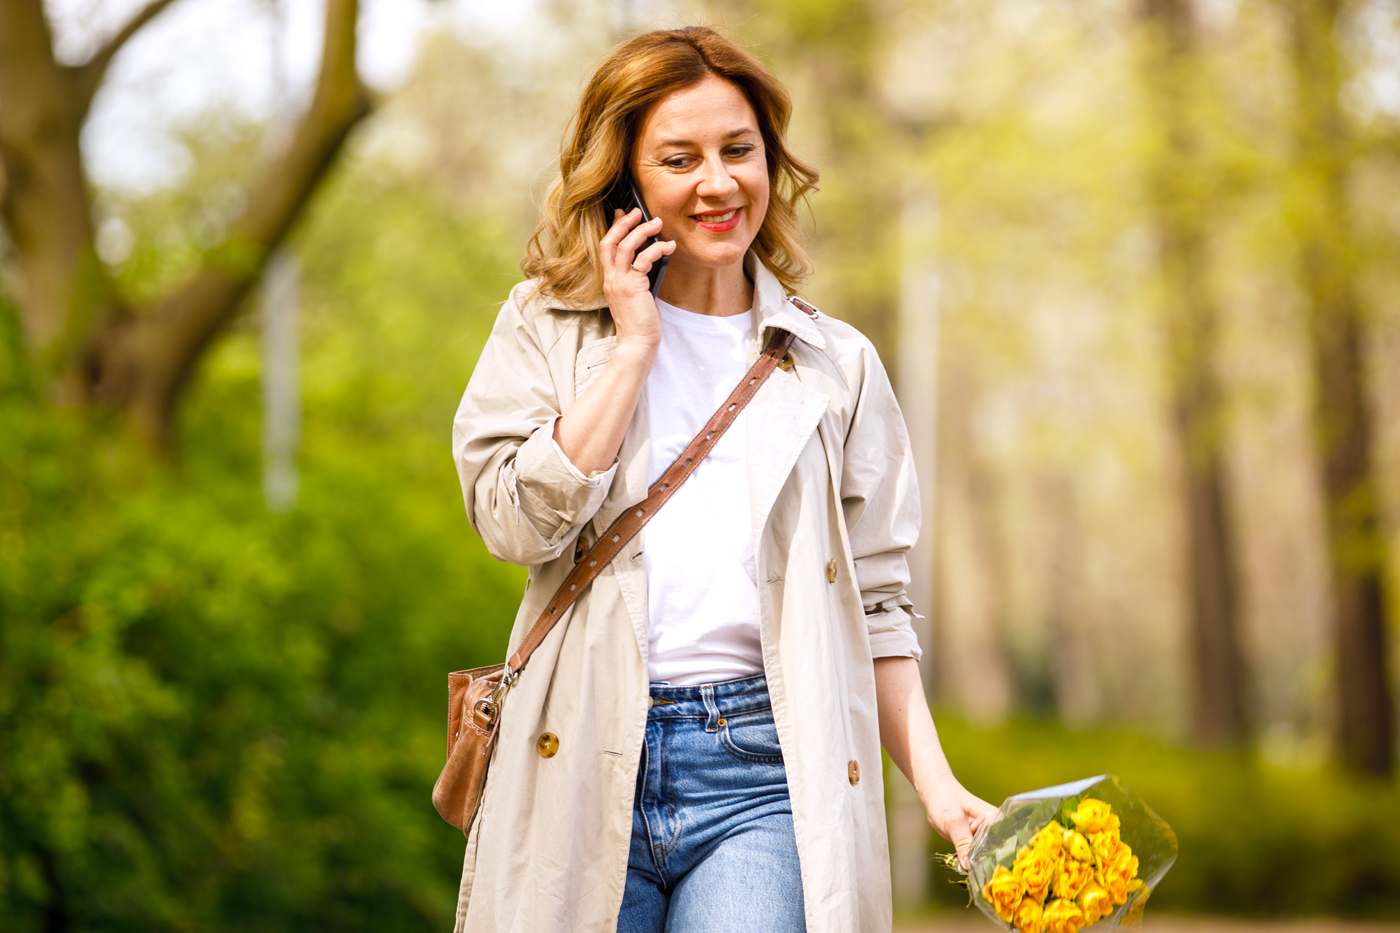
655, 256, 752, 316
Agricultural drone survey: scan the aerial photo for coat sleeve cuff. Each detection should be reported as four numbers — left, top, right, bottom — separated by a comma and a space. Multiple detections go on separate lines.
866, 601, 923, 661
512, 418, 618, 542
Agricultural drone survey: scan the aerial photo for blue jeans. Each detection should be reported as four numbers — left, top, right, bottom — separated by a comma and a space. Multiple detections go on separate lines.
616, 675, 807, 933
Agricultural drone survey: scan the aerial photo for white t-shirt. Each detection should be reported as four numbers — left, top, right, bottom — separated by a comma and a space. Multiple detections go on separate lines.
643, 298, 763, 685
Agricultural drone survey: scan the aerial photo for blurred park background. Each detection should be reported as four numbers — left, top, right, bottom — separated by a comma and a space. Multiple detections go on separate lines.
2, 0, 1400, 929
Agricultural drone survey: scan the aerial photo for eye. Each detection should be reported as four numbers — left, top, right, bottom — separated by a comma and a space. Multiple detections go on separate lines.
663, 155, 695, 169
725, 144, 757, 159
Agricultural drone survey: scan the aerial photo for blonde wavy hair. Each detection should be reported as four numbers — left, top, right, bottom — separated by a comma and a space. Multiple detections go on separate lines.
523, 26, 819, 307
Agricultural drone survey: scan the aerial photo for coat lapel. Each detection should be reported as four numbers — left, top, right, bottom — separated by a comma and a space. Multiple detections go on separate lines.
746, 369, 828, 535
595, 388, 653, 664
745, 257, 830, 535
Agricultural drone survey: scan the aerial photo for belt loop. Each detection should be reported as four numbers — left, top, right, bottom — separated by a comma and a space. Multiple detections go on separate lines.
702, 684, 720, 732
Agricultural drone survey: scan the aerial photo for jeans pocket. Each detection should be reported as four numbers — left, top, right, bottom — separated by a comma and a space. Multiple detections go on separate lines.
719, 708, 785, 763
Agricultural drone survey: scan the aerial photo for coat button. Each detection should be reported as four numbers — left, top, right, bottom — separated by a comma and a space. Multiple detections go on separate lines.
537, 733, 559, 758
779, 352, 796, 372
848, 759, 860, 785
826, 559, 838, 583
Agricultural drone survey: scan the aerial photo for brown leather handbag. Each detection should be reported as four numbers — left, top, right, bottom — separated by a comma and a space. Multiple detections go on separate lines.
433, 325, 800, 834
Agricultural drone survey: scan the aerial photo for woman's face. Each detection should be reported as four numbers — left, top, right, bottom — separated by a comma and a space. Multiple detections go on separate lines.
632, 75, 770, 276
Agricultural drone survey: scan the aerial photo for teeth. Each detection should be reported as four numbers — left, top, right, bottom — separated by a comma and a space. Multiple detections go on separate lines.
702, 210, 737, 223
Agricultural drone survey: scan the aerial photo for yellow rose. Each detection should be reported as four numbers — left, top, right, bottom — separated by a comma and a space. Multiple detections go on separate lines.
1098, 870, 1124, 906
1044, 898, 1087, 933
1088, 830, 1121, 864
1103, 845, 1135, 879
1016, 850, 1057, 902
1099, 852, 1139, 905
1031, 822, 1065, 861
1077, 882, 1112, 924
1016, 895, 1047, 933
985, 865, 1028, 923
1065, 830, 1095, 864
1054, 859, 1094, 901
1069, 799, 1113, 834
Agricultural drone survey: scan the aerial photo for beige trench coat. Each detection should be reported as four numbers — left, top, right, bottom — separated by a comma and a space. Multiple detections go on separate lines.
451, 256, 923, 933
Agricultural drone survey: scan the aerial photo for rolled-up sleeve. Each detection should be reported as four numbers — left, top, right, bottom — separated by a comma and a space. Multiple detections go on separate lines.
839, 339, 923, 660
452, 288, 618, 566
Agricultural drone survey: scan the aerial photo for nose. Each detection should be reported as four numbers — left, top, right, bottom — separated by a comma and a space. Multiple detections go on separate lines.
696, 155, 739, 201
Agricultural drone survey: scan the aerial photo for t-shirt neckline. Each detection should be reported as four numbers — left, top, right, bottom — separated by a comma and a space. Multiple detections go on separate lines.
655, 298, 753, 331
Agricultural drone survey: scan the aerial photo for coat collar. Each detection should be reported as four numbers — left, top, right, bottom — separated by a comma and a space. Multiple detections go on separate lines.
748, 253, 826, 351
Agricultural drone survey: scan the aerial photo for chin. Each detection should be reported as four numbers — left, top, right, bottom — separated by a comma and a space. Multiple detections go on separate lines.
685, 241, 751, 269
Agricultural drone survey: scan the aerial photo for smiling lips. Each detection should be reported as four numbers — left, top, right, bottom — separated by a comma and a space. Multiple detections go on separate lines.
693, 207, 743, 232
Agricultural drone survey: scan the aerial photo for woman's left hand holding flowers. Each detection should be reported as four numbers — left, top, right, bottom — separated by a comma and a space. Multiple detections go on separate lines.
922, 771, 1000, 870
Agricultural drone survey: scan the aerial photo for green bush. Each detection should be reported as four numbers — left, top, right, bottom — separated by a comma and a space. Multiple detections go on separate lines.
0, 169, 529, 930
0, 393, 524, 931
927, 717, 1400, 917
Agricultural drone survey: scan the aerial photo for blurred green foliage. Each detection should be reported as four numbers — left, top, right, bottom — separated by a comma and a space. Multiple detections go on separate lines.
928, 717, 1400, 918
0, 155, 526, 930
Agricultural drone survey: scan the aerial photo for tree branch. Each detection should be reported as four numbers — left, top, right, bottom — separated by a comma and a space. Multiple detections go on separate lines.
117, 0, 369, 446
68, 0, 182, 116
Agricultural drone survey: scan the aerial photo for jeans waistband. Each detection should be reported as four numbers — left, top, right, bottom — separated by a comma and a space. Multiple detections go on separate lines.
647, 673, 771, 722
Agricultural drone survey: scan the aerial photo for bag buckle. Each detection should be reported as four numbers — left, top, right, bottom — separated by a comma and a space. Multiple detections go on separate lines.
488, 667, 519, 708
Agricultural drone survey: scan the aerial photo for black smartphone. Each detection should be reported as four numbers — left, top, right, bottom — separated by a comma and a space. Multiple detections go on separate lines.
607, 177, 668, 297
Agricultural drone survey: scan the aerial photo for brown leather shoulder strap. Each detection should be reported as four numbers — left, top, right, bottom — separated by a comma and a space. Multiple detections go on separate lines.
504, 326, 798, 677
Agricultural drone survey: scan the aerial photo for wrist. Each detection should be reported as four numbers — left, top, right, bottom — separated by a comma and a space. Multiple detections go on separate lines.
612, 337, 659, 372
914, 767, 961, 808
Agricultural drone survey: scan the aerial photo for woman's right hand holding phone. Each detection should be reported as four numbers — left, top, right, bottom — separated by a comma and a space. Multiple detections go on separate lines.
600, 207, 675, 363
551, 208, 675, 478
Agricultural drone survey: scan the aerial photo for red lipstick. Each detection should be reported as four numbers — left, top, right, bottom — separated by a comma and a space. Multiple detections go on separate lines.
693, 207, 743, 232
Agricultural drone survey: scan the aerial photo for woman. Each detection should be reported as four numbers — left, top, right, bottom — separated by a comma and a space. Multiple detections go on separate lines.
451, 26, 994, 933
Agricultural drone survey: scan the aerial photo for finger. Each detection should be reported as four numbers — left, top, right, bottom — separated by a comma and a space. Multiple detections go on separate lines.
599, 212, 621, 269
616, 216, 664, 263
949, 812, 975, 870
968, 798, 999, 836
616, 219, 664, 267
633, 239, 675, 269
600, 211, 643, 275
600, 207, 643, 250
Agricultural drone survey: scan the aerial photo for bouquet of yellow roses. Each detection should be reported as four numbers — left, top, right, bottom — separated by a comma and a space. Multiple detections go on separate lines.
967, 775, 1176, 933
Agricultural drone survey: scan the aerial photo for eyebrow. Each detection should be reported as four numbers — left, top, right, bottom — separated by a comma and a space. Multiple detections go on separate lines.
655, 127, 759, 148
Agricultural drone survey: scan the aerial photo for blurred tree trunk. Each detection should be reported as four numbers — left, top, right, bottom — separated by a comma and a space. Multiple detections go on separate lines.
934, 359, 1015, 720
1139, 0, 1250, 746
1285, 0, 1394, 776
0, 0, 121, 376
0, 0, 370, 448
1041, 474, 1102, 725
